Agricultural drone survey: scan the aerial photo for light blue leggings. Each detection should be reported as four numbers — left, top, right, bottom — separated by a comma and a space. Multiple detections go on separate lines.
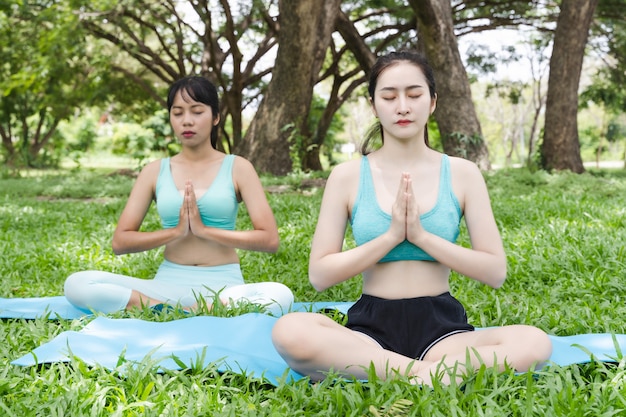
64, 260, 294, 316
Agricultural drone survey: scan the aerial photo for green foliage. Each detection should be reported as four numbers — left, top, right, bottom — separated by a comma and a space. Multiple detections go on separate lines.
110, 123, 156, 166
0, 1, 108, 167
282, 122, 302, 173
308, 95, 346, 168
447, 132, 485, 159
582, 0, 626, 114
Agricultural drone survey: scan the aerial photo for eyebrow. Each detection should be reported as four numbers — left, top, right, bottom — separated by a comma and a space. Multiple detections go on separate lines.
171, 103, 205, 109
379, 85, 425, 92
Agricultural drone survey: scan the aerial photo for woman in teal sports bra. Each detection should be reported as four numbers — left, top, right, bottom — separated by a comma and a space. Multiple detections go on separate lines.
64, 76, 293, 315
272, 51, 551, 386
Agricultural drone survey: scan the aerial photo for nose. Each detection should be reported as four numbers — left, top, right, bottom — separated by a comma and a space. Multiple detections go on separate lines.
181, 111, 193, 126
396, 95, 410, 115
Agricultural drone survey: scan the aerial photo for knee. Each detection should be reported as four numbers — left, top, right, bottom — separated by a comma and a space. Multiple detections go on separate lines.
254, 282, 294, 316
517, 325, 553, 369
272, 313, 317, 360
270, 283, 294, 313
64, 271, 91, 301
63, 271, 100, 309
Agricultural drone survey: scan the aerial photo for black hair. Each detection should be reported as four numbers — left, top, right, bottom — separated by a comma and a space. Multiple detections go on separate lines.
361, 51, 436, 155
167, 76, 220, 148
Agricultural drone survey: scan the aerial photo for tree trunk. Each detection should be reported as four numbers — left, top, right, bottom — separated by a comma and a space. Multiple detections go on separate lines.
235, 0, 341, 175
0, 124, 15, 163
409, 0, 491, 170
540, 0, 599, 173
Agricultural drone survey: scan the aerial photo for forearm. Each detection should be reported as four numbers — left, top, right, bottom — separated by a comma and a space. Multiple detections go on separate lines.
309, 233, 399, 291
112, 228, 182, 255
415, 233, 507, 288
192, 226, 279, 253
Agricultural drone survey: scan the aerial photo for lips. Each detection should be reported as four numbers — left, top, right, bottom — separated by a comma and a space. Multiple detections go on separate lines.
396, 120, 411, 126
182, 131, 195, 138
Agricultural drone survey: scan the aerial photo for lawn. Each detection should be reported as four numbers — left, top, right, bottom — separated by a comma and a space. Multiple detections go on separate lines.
1, 164, 626, 416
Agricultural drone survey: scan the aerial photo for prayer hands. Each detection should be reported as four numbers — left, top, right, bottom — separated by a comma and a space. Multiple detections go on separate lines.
177, 180, 204, 237
391, 173, 424, 245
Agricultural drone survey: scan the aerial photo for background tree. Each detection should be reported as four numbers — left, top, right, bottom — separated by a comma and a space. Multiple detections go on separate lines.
410, 0, 491, 169
235, 0, 342, 174
582, 0, 626, 167
74, 0, 279, 153
312, 2, 415, 171
541, 0, 600, 172
0, 1, 112, 167
3, 0, 624, 173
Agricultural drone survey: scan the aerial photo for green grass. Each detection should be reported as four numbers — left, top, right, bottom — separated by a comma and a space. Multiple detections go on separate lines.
1, 165, 626, 415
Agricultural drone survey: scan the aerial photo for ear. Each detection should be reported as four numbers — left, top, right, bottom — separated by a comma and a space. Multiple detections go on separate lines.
430, 94, 437, 115
369, 97, 378, 118
213, 114, 221, 126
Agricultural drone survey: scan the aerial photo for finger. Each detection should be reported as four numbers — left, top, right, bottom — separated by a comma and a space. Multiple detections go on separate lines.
395, 172, 409, 202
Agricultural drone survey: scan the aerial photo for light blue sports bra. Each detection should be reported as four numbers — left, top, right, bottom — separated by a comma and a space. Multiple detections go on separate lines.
350, 154, 462, 263
155, 155, 239, 230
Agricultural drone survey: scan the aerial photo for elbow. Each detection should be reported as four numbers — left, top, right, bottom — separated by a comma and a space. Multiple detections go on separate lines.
111, 236, 126, 256
488, 262, 507, 289
310, 280, 327, 293
111, 241, 124, 256
308, 268, 329, 293
490, 276, 506, 289
266, 233, 279, 253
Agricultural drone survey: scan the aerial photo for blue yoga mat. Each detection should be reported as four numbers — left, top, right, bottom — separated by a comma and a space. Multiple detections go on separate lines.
0, 296, 353, 319
0, 296, 88, 319
11, 313, 626, 386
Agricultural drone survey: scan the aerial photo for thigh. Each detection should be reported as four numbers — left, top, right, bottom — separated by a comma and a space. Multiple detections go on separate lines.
274, 312, 382, 350
273, 312, 426, 381
423, 325, 523, 362
424, 324, 552, 372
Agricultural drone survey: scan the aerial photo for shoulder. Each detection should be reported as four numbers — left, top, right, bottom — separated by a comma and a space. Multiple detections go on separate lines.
447, 156, 489, 206
231, 154, 258, 177
327, 158, 361, 184
123, 159, 163, 201
447, 155, 484, 184
231, 154, 253, 169
135, 159, 163, 181
322, 158, 362, 210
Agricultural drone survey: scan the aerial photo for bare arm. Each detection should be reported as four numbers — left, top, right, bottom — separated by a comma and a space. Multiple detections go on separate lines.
308, 163, 405, 291
188, 156, 279, 252
112, 160, 187, 255
406, 159, 507, 288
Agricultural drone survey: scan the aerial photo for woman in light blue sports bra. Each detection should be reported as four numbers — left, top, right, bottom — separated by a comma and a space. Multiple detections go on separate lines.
272, 51, 551, 386
64, 76, 293, 315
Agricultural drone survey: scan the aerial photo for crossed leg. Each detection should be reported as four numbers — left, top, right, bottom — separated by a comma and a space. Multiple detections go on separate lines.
272, 312, 552, 386
420, 324, 553, 384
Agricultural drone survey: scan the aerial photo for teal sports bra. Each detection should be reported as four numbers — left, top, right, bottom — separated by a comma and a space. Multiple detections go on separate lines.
155, 155, 239, 230
350, 154, 462, 263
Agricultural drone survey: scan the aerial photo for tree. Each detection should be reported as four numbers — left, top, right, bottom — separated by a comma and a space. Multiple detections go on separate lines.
8, 0, 621, 173
582, 0, 626, 168
0, 1, 105, 167
309, 2, 416, 171
235, 0, 342, 175
74, 0, 279, 153
409, 0, 491, 169
541, 0, 600, 172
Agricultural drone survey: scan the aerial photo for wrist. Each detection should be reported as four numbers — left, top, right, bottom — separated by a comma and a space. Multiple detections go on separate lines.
383, 230, 404, 247
408, 230, 428, 249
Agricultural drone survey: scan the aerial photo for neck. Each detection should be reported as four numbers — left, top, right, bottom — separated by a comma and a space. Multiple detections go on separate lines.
178, 144, 219, 162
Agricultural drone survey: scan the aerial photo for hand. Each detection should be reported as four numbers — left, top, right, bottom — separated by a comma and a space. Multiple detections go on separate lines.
185, 180, 205, 235
404, 175, 425, 246
176, 182, 191, 238
389, 172, 410, 244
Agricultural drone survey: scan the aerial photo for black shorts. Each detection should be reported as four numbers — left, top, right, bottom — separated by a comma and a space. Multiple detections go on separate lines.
345, 292, 474, 360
